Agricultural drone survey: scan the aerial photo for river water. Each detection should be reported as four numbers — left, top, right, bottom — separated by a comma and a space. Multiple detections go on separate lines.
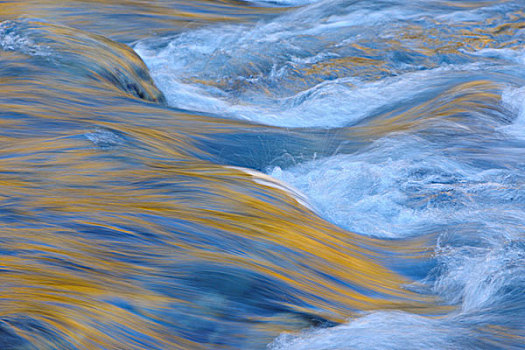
0, 0, 523, 349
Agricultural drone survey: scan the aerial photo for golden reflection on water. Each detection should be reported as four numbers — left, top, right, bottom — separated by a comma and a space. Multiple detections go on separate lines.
0, 136, 445, 347
0, 0, 284, 41
1, 1, 523, 348
0, 41, 445, 348
352, 80, 504, 137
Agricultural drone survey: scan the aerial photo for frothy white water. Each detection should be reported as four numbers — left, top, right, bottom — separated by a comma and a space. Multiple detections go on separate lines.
268, 125, 524, 348
0, 20, 52, 56
135, 0, 522, 129
132, 0, 462, 128
471, 48, 525, 66
270, 135, 524, 238
131, 51, 481, 128
500, 85, 525, 139
270, 311, 464, 350
270, 239, 524, 349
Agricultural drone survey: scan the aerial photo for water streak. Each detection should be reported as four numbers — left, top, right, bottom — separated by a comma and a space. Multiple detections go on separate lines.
0, 0, 524, 349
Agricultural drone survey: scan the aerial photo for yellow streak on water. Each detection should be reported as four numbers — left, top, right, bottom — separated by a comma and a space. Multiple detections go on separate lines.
352, 81, 503, 137
2, 2, 520, 348
0, 0, 285, 41
0, 126, 446, 347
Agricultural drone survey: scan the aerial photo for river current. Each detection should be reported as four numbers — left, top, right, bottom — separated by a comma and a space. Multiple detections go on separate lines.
0, 0, 524, 349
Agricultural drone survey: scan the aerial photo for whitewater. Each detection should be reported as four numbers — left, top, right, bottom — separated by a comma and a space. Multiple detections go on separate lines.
0, 0, 523, 349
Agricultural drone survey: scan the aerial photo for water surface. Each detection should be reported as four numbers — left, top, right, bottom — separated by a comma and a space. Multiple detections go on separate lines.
0, 0, 524, 349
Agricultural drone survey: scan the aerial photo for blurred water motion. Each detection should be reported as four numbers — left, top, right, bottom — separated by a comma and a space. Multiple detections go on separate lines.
1, 1, 524, 349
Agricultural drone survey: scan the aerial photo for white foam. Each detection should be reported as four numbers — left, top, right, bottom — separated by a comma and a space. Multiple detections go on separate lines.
271, 137, 450, 237
269, 311, 463, 350
267, 127, 524, 347
134, 0, 516, 129
135, 38, 477, 128
226, 166, 312, 210
133, 0, 433, 128
0, 20, 52, 56
270, 232, 524, 348
500, 85, 525, 139
468, 47, 525, 65
270, 132, 525, 238
85, 128, 124, 148
433, 241, 524, 313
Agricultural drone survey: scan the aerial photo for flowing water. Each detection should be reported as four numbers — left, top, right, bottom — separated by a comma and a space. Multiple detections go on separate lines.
0, 0, 524, 349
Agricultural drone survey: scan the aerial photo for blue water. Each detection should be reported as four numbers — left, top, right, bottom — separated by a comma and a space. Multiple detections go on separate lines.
1, 0, 524, 349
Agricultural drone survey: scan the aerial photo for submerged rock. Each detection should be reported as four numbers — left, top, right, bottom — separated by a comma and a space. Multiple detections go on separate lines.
0, 19, 165, 103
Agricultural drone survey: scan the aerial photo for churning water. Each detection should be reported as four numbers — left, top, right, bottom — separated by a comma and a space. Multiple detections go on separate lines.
0, 0, 524, 349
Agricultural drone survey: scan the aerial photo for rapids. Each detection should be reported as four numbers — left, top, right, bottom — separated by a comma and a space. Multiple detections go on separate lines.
0, 1, 523, 349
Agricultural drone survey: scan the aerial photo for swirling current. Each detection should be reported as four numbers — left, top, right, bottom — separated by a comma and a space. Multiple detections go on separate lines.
0, 0, 524, 349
